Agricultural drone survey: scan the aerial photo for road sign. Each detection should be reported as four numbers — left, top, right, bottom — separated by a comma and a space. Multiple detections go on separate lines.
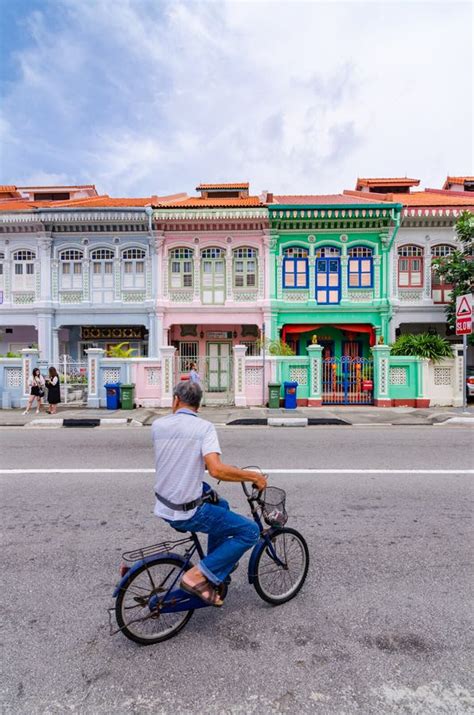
456, 294, 473, 335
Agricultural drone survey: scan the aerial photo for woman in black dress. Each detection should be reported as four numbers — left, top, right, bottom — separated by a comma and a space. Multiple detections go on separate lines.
45, 366, 61, 414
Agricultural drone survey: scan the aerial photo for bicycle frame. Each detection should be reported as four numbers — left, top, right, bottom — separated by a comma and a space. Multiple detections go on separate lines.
113, 486, 286, 616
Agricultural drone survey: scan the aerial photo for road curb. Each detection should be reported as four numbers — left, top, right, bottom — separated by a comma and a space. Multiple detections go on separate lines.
268, 417, 308, 427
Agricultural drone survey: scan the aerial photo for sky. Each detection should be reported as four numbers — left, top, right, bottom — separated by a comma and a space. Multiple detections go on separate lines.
0, 0, 472, 197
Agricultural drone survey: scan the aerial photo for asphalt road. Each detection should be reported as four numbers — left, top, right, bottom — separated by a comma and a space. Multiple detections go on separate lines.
1, 425, 473, 714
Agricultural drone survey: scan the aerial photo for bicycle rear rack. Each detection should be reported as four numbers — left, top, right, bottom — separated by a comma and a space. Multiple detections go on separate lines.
121, 536, 194, 563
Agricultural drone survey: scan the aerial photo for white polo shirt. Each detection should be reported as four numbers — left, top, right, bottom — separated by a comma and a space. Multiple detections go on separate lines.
152, 408, 221, 521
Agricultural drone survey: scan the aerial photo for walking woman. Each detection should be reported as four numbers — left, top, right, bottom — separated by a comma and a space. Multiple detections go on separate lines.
23, 367, 45, 415
45, 366, 61, 414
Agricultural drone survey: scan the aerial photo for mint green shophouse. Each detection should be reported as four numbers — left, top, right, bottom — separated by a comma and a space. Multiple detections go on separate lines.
267, 198, 402, 405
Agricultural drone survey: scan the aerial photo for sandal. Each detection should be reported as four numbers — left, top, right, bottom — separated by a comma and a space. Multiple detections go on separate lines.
180, 578, 224, 607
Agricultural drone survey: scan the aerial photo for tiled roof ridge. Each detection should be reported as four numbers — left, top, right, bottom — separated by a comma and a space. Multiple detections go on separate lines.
273, 193, 385, 204
356, 177, 420, 185
18, 183, 97, 190
196, 182, 249, 190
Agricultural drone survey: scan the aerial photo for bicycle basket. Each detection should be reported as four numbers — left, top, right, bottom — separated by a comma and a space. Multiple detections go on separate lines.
261, 486, 288, 527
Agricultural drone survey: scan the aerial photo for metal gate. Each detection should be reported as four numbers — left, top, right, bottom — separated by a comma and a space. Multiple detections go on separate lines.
58, 355, 88, 405
322, 356, 373, 405
174, 353, 233, 405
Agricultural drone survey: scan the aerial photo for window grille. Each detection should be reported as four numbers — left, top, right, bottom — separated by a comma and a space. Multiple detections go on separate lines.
60, 249, 83, 261
13, 250, 36, 260
122, 247, 146, 259
170, 248, 193, 260
316, 247, 340, 257
431, 245, 454, 257
348, 246, 373, 257
398, 245, 423, 257
241, 340, 260, 356
90, 248, 115, 260
201, 247, 224, 259
284, 246, 308, 258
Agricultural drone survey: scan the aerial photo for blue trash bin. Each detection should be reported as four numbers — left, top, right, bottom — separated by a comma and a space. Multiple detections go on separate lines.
283, 381, 298, 409
105, 382, 121, 410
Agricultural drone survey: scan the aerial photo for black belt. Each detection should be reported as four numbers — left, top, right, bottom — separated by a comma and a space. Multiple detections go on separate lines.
155, 492, 206, 512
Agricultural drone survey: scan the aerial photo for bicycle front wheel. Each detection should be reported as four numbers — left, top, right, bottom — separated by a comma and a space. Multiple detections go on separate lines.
253, 527, 309, 605
115, 557, 194, 645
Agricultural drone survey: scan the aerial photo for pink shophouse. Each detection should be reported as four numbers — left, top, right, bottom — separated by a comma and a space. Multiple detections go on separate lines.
152, 183, 270, 399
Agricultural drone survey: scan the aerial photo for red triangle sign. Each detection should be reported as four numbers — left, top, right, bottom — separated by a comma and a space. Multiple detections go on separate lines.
456, 296, 471, 317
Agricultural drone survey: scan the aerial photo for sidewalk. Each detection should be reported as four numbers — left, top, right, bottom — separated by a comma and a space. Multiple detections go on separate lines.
1, 404, 473, 427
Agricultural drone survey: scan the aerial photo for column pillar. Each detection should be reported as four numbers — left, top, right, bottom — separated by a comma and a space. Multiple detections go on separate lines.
160, 346, 176, 407
371, 344, 391, 407
147, 312, 158, 358
276, 255, 283, 300
340, 256, 349, 301
21, 348, 39, 406
225, 247, 233, 302
37, 313, 53, 363
37, 235, 53, 303
453, 343, 464, 407
416, 358, 431, 408
423, 246, 432, 300
86, 348, 105, 408
308, 245, 316, 301
233, 344, 247, 407
52, 328, 60, 368
307, 344, 323, 406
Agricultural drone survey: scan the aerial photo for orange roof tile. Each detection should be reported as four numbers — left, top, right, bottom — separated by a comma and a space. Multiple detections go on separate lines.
356, 177, 420, 190
18, 183, 97, 190
443, 176, 474, 189
344, 189, 474, 208
196, 182, 249, 190
272, 194, 383, 205
0, 185, 18, 192
155, 196, 262, 208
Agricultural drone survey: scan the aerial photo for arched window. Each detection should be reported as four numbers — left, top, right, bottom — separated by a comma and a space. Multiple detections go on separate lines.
90, 248, 115, 304
283, 246, 308, 289
170, 247, 193, 289
315, 246, 341, 304
12, 250, 36, 292
59, 248, 83, 290
122, 247, 146, 290
201, 247, 225, 304
398, 245, 423, 288
233, 247, 257, 289
431, 244, 454, 303
348, 246, 373, 288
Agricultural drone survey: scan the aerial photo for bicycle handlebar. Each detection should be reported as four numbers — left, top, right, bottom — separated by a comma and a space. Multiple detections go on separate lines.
240, 466, 266, 500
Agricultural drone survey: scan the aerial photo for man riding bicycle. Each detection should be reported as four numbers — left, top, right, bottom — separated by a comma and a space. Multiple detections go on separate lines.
152, 380, 267, 607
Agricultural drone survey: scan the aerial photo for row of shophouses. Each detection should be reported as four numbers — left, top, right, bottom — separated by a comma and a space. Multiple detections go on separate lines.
0, 176, 472, 407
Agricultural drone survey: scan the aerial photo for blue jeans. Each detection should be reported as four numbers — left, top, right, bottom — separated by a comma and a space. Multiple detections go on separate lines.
167, 495, 260, 585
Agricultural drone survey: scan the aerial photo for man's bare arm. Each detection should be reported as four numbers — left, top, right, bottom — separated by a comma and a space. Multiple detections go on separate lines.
204, 453, 267, 491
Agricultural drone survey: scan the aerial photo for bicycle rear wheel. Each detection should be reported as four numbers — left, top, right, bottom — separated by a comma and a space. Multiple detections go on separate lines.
253, 527, 309, 605
115, 557, 194, 645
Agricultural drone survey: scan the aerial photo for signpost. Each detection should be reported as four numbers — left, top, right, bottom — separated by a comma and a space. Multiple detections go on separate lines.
456, 294, 473, 411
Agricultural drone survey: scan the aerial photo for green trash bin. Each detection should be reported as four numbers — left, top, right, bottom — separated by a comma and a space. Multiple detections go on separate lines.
268, 382, 281, 409
120, 383, 135, 410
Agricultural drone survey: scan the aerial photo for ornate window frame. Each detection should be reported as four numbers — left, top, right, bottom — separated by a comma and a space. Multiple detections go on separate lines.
282, 246, 309, 289
169, 247, 194, 290
398, 244, 423, 288
233, 246, 258, 289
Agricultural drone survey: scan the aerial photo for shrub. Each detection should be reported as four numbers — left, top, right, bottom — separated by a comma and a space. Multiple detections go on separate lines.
390, 333, 453, 362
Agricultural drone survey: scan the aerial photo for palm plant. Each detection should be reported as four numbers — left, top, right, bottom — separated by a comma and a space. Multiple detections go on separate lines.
390, 333, 453, 362
257, 338, 296, 356
106, 342, 137, 358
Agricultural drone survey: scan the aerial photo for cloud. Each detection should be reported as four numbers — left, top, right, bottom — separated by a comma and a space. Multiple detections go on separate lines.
0, 0, 472, 195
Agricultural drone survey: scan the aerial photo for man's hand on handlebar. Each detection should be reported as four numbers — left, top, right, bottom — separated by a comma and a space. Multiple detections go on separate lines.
250, 472, 267, 492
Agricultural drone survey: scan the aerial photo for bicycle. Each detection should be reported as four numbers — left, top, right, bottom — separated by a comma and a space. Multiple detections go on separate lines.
109, 474, 309, 645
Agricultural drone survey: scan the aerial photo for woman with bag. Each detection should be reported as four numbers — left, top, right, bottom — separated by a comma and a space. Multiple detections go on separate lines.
22, 367, 45, 415
45, 366, 61, 414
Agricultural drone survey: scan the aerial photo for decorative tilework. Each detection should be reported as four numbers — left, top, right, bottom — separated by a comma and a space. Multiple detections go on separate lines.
434, 367, 452, 386
389, 367, 407, 385
13, 293, 35, 304
122, 291, 146, 302
245, 367, 263, 386
4, 367, 22, 388
146, 367, 160, 385
103, 368, 121, 384
289, 367, 308, 385
60, 291, 82, 303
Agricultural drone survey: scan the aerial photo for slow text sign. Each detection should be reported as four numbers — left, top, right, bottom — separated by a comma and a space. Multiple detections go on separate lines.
456, 293, 473, 335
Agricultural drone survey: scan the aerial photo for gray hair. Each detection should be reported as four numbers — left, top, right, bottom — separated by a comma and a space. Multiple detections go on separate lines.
173, 380, 202, 409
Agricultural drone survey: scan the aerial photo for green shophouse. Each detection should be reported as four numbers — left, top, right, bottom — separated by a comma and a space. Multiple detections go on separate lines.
267, 194, 402, 403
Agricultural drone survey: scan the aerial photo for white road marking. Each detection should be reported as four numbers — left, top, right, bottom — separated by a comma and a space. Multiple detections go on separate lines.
0, 468, 472, 475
